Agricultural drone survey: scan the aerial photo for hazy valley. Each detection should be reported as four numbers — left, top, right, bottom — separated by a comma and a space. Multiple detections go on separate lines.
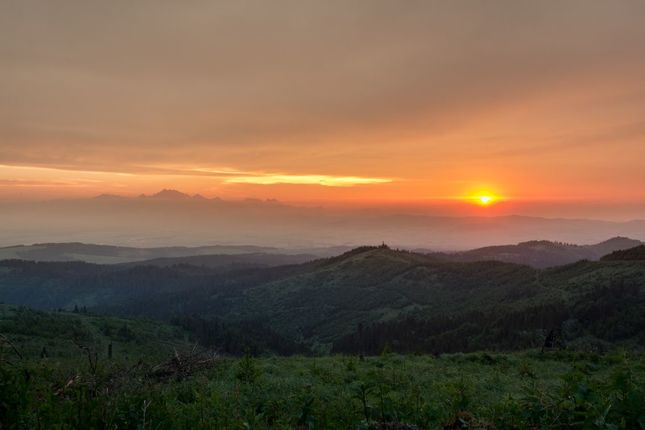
3, 191, 645, 250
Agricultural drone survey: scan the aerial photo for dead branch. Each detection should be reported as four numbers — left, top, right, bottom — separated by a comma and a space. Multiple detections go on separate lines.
0, 333, 23, 360
72, 338, 98, 375
148, 348, 219, 382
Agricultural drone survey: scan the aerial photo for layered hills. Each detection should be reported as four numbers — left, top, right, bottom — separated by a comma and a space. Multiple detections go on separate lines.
1, 236, 640, 268
1, 244, 643, 353
3, 190, 645, 248
429, 236, 643, 268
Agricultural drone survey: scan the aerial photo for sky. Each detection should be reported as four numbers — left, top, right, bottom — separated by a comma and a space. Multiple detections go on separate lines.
1, 1, 645, 218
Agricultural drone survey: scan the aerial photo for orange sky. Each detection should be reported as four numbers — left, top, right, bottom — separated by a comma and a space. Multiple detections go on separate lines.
1, 2, 645, 216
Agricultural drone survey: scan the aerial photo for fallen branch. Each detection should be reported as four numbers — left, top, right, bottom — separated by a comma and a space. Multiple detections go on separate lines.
0, 333, 23, 360
72, 338, 98, 375
148, 348, 218, 382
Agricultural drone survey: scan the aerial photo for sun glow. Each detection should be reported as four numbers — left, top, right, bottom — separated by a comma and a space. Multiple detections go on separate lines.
479, 195, 493, 205
467, 192, 499, 206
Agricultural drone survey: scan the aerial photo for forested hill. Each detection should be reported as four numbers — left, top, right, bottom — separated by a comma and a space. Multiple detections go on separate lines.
0, 242, 339, 264
427, 236, 643, 268
117, 252, 316, 269
601, 245, 645, 261
2, 236, 639, 268
1, 245, 644, 353
0, 304, 304, 358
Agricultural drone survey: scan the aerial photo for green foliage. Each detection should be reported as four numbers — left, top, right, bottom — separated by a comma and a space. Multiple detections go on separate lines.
1, 350, 643, 429
601, 245, 645, 261
236, 353, 261, 384
172, 315, 306, 355
0, 304, 190, 361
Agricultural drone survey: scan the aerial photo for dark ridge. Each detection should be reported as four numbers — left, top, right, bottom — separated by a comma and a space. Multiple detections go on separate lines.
601, 245, 645, 261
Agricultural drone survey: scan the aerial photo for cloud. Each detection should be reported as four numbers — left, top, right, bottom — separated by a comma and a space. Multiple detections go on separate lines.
467, 121, 645, 160
0, 179, 89, 187
0, 163, 392, 191
225, 174, 391, 187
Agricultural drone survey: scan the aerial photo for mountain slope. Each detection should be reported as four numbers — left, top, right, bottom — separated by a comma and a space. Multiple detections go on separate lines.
0, 304, 303, 358
221, 247, 645, 347
430, 236, 643, 268
0, 304, 191, 360
119, 252, 316, 269
1, 246, 643, 352
0, 242, 343, 264
601, 245, 645, 261
0, 243, 275, 264
2, 236, 638, 267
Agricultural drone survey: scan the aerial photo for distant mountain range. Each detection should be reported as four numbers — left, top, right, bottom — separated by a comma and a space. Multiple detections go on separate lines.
1, 236, 641, 268
0, 242, 348, 265
139, 189, 207, 200
2, 190, 645, 249
426, 236, 643, 268
96, 188, 269, 202
117, 252, 317, 270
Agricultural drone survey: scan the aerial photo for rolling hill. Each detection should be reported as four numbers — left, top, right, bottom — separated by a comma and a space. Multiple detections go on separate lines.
601, 245, 645, 261
0, 304, 303, 358
0, 242, 279, 264
0, 303, 191, 360
1, 245, 643, 353
427, 236, 643, 268
118, 252, 316, 269
0, 242, 343, 264
1, 236, 640, 268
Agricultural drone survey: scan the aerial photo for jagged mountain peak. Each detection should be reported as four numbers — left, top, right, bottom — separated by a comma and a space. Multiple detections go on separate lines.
147, 189, 192, 199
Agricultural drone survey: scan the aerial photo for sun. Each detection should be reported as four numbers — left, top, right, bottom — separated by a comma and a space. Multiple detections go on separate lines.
479, 195, 495, 205
462, 187, 503, 206
469, 193, 498, 206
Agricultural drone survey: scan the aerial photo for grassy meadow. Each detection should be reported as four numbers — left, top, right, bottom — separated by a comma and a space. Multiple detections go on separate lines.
2, 341, 643, 429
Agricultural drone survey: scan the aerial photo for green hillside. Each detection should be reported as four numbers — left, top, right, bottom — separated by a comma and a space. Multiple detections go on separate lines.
0, 305, 305, 360
227, 247, 645, 350
0, 304, 190, 362
1, 246, 643, 353
428, 236, 643, 268
119, 252, 315, 269
0, 242, 345, 264
601, 245, 645, 261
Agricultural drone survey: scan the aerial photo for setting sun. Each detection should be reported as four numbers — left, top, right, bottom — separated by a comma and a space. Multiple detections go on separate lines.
468, 193, 499, 206
478, 195, 493, 205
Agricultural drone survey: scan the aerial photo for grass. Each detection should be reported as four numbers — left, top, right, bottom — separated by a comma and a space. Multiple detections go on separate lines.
2, 348, 643, 429
1, 304, 643, 429
0, 305, 190, 361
